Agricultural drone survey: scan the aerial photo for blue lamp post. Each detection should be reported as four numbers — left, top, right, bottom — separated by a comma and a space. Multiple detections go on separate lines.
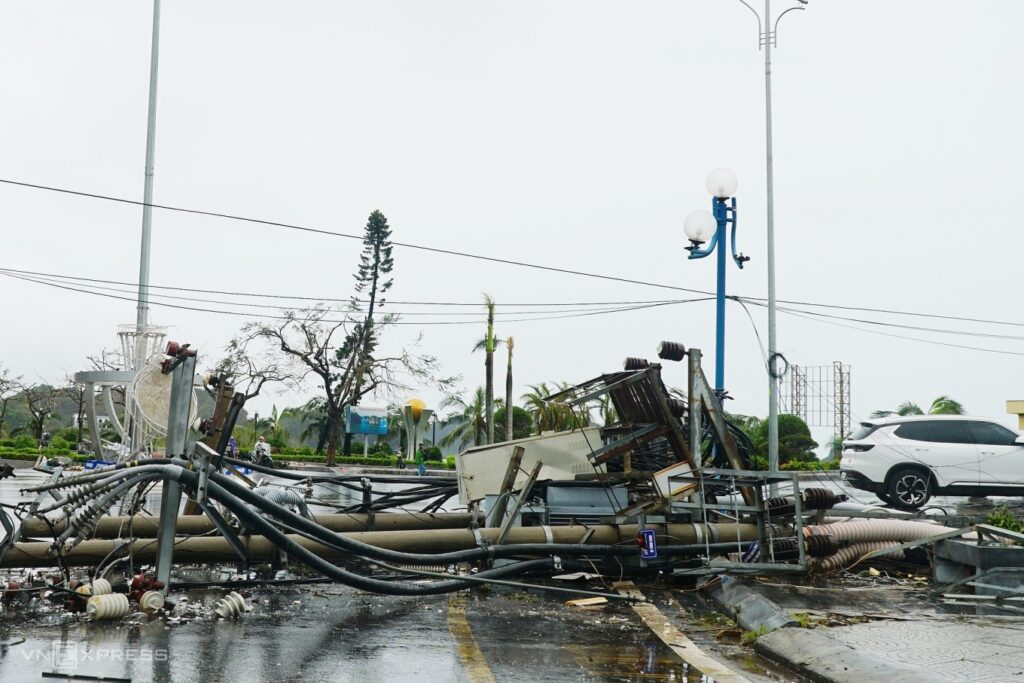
684, 168, 749, 393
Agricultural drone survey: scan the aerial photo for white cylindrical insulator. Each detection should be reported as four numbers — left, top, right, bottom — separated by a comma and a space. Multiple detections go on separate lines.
213, 591, 246, 618
74, 578, 112, 597
138, 590, 165, 614
87, 593, 131, 620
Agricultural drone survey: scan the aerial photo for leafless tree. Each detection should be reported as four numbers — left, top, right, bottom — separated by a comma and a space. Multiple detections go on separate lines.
0, 365, 21, 437
212, 335, 301, 402
237, 306, 453, 465
21, 383, 60, 442
61, 374, 87, 445
84, 348, 127, 415
85, 348, 126, 372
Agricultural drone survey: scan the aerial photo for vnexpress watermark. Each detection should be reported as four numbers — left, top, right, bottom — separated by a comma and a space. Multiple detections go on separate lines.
18, 643, 169, 667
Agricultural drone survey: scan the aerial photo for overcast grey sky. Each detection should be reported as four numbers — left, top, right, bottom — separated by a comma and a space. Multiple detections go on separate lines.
1, 1, 1021, 450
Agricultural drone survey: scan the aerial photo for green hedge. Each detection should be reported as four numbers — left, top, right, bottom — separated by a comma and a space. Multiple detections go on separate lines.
274, 452, 457, 469
781, 460, 839, 471
0, 448, 87, 462
747, 454, 838, 471
0, 447, 459, 470
0, 447, 76, 457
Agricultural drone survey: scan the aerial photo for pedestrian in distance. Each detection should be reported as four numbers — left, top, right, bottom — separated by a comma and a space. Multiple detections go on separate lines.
415, 442, 427, 476
254, 435, 273, 467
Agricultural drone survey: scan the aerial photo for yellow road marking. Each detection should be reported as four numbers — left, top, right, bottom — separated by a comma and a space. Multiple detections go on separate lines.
616, 582, 752, 683
447, 595, 497, 683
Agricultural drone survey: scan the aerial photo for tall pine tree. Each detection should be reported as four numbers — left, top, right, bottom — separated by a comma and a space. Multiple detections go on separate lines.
340, 210, 394, 455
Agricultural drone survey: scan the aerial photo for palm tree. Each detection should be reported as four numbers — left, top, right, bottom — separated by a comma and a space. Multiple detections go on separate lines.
265, 405, 290, 449
521, 383, 586, 434
871, 396, 965, 418
595, 394, 618, 427
522, 383, 557, 434
481, 292, 497, 444
439, 389, 503, 451
726, 413, 763, 437
504, 336, 514, 442
826, 435, 844, 461
928, 395, 965, 415
296, 399, 328, 452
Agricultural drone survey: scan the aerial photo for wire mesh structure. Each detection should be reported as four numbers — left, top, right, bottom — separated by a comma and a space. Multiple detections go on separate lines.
127, 354, 198, 442
779, 362, 852, 439
118, 323, 168, 371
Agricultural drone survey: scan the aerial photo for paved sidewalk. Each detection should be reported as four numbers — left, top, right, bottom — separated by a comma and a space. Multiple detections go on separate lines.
757, 618, 1024, 682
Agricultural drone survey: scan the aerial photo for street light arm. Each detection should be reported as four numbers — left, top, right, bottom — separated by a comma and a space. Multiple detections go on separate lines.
729, 201, 750, 269
734, 0, 763, 37
686, 228, 723, 260
773, 6, 806, 35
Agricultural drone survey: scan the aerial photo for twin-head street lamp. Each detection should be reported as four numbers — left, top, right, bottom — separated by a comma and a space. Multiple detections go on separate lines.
684, 168, 748, 394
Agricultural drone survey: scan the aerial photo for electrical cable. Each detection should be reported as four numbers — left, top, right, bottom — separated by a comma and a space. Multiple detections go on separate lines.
0, 177, 714, 296
0, 268, 694, 318
3, 177, 1024, 330
757, 302, 1024, 357
0, 265, 688, 309
0, 270, 700, 326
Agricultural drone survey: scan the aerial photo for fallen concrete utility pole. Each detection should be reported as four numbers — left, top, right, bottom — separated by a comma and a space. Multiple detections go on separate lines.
1, 522, 759, 569
18, 512, 478, 539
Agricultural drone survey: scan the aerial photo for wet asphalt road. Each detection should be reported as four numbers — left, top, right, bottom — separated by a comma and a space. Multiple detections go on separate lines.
2, 466, 1022, 682
0, 585, 722, 683
0, 468, 729, 682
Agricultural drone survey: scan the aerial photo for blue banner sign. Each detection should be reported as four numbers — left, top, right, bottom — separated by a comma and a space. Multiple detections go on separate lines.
344, 406, 390, 436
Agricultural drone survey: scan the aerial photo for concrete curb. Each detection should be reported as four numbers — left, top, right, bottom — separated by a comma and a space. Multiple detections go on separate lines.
754, 628, 934, 683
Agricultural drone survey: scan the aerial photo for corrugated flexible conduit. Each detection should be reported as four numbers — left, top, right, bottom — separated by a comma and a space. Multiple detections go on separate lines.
804, 520, 961, 544
811, 541, 906, 572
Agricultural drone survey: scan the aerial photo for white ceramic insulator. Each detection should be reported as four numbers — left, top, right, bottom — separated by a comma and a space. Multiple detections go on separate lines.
138, 590, 165, 614
87, 593, 131, 620
74, 578, 111, 597
213, 591, 246, 618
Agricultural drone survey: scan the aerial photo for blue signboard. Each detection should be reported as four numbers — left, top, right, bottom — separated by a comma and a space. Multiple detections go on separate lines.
639, 528, 658, 559
344, 406, 390, 436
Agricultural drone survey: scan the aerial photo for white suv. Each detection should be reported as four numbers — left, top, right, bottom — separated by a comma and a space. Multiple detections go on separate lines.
840, 415, 1024, 510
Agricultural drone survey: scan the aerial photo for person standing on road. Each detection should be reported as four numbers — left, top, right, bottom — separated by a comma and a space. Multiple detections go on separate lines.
415, 442, 427, 476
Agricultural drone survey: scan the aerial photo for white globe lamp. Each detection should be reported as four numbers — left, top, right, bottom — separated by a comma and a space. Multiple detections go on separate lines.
705, 167, 738, 199
684, 210, 717, 244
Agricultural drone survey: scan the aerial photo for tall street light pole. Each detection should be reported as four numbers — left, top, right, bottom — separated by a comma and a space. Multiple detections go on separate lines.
736, 0, 807, 479
135, 0, 162, 364
684, 168, 749, 394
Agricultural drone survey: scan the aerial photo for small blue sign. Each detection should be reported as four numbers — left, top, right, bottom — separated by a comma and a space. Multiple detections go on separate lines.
639, 528, 658, 559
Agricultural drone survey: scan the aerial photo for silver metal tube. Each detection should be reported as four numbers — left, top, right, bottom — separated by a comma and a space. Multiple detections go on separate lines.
764, 0, 780, 491
135, 0, 161, 347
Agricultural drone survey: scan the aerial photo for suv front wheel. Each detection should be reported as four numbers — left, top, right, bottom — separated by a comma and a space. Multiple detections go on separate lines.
887, 467, 933, 510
